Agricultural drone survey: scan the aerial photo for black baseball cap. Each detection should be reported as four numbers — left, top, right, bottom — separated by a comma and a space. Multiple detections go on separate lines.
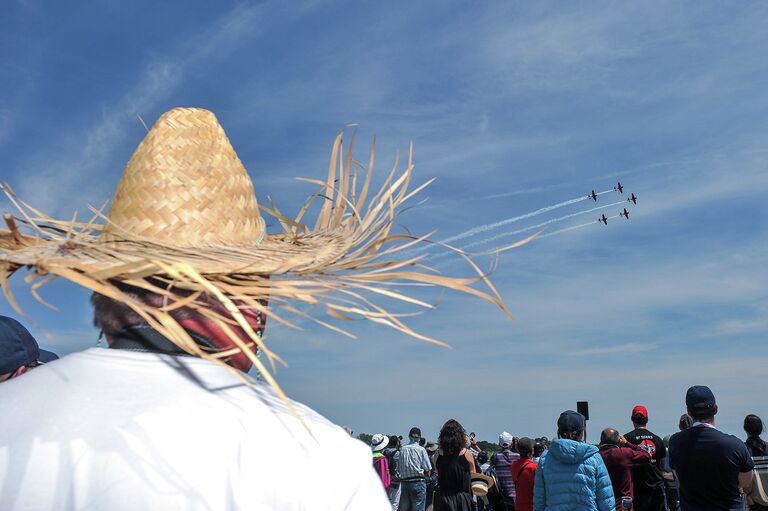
685, 385, 717, 418
557, 410, 586, 433
0, 316, 58, 374
409, 427, 422, 438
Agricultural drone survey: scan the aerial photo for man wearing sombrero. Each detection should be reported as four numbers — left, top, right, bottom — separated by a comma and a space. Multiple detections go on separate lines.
0, 108, 510, 510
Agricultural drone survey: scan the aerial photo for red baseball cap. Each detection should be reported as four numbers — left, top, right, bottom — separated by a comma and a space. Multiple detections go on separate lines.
632, 405, 648, 419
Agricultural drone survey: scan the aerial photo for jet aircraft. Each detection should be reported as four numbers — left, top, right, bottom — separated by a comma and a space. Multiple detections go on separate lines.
615, 182, 624, 193
599, 214, 608, 225
621, 208, 630, 219
589, 190, 598, 201
628, 193, 637, 204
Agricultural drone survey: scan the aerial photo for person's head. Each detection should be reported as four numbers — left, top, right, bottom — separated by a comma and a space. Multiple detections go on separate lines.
477, 451, 489, 465
0, 316, 58, 382
91, 283, 267, 372
557, 410, 586, 441
533, 442, 545, 457
517, 437, 534, 458
678, 413, 693, 431
371, 433, 389, 452
685, 385, 718, 422
631, 405, 649, 427
408, 426, 422, 442
438, 419, 466, 456
388, 435, 401, 448
419, 437, 427, 447
745, 415, 767, 455
600, 428, 621, 447
499, 431, 514, 449
744, 415, 764, 438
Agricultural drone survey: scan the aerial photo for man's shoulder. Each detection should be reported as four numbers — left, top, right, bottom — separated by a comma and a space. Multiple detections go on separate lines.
708, 428, 749, 449
403, 443, 426, 453
0, 347, 361, 452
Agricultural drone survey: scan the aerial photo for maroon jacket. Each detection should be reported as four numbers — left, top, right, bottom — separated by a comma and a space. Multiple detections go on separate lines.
599, 442, 652, 501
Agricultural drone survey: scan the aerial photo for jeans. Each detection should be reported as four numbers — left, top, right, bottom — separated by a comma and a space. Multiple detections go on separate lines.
387, 483, 402, 511
400, 479, 427, 511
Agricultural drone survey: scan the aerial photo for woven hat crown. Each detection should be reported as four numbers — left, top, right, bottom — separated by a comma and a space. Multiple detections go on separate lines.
102, 107, 265, 247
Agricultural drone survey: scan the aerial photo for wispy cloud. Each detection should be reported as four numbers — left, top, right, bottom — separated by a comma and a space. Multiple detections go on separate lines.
11, 4, 262, 217
571, 342, 657, 356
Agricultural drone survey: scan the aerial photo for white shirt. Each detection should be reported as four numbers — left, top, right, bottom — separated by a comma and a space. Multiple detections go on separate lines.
0, 348, 390, 510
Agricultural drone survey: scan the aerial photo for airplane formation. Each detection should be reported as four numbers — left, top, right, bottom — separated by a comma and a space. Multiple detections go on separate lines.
588, 182, 638, 225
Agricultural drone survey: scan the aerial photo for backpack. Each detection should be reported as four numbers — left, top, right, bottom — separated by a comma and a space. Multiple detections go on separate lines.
484, 469, 508, 511
749, 456, 768, 507
384, 447, 399, 481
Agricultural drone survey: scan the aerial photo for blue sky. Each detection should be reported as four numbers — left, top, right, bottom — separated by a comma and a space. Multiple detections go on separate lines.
1, 1, 767, 442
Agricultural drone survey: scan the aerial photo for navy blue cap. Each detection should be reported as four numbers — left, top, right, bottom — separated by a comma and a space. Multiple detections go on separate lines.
685, 385, 717, 408
557, 410, 586, 433
0, 316, 58, 374
686, 385, 716, 409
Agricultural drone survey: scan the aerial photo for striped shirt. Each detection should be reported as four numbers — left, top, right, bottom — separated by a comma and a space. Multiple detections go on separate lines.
397, 440, 432, 480
494, 449, 520, 499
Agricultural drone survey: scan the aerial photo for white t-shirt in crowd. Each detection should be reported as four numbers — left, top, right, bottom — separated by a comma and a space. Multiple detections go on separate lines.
0, 347, 390, 510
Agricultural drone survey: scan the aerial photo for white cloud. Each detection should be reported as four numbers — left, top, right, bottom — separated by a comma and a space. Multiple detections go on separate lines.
570, 342, 658, 356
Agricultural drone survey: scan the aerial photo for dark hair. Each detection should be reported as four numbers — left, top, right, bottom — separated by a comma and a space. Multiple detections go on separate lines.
419, 437, 427, 447
517, 437, 534, 458
679, 414, 693, 431
438, 419, 466, 457
689, 405, 716, 421
533, 442, 545, 457
388, 435, 400, 448
558, 429, 583, 441
600, 428, 620, 447
477, 451, 489, 465
632, 413, 648, 426
745, 414, 766, 455
409, 427, 421, 439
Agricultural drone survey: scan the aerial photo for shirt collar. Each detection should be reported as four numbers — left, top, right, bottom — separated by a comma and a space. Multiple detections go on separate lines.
692, 421, 717, 429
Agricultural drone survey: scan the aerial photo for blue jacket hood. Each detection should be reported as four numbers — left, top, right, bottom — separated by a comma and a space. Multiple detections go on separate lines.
547, 438, 599, 464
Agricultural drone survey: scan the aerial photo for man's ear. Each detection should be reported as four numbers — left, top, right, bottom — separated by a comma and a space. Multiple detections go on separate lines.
712, 404, 718, 416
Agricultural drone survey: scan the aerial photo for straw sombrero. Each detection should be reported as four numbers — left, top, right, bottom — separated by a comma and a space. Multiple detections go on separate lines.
470, 472, 495, 497
0, 107, 517, 394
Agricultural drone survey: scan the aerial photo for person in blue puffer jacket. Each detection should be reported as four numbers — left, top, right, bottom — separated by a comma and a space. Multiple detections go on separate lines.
534, 410, 615, 511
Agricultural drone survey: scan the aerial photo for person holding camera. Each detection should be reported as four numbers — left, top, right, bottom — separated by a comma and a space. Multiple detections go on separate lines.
599, 428, 652, 510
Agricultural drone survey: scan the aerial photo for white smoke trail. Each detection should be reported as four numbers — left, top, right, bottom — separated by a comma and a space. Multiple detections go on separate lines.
537, 212, 623, 240
455, 200, 626, 253
536, 221, 598, 239
428, 194, 602, 248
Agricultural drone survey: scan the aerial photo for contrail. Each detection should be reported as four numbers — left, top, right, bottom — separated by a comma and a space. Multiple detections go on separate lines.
537, 213, 622, 240
414, 189, 617, 251
454, 200, 626, 254
536, 221, 598, 239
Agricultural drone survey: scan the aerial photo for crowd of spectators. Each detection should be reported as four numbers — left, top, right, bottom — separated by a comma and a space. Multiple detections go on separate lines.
368, 388, 768, 511
2, 318, 766, 511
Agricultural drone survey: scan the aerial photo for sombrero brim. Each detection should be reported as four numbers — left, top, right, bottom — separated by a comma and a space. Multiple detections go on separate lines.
0, 130, 522, 430
1, 133, 513, 344
470, 472, 494, 496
